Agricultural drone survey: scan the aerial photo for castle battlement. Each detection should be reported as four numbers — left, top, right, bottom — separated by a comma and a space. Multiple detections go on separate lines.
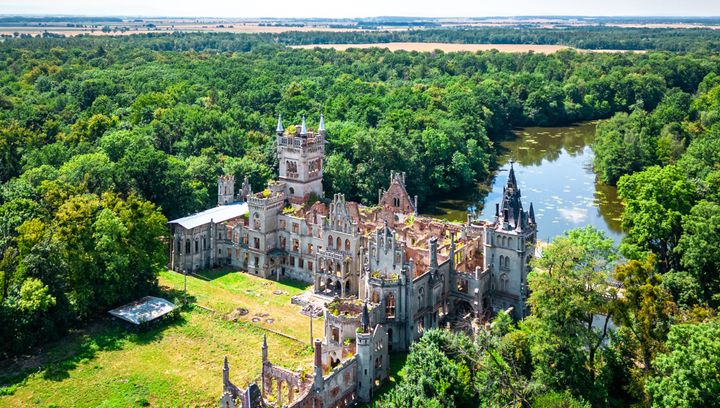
247, 191, 285, 209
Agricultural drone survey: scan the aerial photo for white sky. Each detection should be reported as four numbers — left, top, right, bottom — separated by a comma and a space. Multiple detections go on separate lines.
1, 0, 718, 18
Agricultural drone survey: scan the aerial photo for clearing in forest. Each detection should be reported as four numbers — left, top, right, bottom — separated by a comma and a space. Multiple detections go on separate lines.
0, 270, 322, 407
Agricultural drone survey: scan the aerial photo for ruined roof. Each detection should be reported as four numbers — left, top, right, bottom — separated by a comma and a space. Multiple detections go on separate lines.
108, 296, 176, 325
346, 201, 361, 223
168, 202, 248, 230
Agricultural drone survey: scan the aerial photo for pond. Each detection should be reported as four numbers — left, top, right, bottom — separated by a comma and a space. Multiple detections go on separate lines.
422, 122, 625, 243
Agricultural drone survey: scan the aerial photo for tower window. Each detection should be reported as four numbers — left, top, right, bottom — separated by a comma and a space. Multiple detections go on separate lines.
385, 293, 396, 318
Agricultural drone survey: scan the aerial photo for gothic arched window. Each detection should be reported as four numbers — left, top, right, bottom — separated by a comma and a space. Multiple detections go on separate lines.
385, 293, 396, 318
328, 235, 333, 249
345, 239, 351, 252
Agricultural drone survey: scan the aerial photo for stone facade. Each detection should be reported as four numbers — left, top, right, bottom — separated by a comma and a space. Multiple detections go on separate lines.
171, 114, 537, 408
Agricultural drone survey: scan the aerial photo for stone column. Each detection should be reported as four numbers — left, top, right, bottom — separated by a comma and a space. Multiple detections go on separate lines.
277, 380, 282, 407
340, 262, 346, 298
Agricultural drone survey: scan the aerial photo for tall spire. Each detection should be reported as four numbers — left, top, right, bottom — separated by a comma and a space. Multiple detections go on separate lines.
300, 115, 307, 136
276, 114, 284, 135
361, 301, 369, 333
222, 356, 229, 387
500, 159, 522, 229
508, 159, 517, 188
318, 113, 325, 133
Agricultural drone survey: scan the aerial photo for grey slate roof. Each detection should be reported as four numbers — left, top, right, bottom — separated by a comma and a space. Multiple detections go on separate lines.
168, 202, 248, 230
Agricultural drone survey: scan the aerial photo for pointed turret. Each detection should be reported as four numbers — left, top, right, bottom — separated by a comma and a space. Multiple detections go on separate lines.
361, 301, 370, 333
222, 356, 230, 387
529, 202, 536, 224
276, 114, 284, 135
318, 113, 326, 133
300, 115, 308, 136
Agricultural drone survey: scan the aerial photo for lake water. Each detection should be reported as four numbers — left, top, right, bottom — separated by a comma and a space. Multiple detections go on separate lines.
423, 122, 625, 243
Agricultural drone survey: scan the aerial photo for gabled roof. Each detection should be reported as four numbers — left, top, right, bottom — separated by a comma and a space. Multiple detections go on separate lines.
169, 202, 248, 230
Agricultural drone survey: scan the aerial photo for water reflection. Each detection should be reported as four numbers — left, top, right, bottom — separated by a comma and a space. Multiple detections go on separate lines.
423, 122, 625, 243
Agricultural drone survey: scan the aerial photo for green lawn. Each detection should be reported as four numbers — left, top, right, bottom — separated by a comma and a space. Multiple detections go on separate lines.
0, 270, 322, 407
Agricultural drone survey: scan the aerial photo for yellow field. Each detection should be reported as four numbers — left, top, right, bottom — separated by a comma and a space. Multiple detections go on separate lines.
0, 23, 360, 37
0, 270, 323, 407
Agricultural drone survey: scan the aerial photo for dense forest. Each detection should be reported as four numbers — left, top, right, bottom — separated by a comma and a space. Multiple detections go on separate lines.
275, 26, 720, 52
0, 31, 719, 406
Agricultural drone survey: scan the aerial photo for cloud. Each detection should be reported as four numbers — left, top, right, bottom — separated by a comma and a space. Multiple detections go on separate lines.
557, 207, 588, 224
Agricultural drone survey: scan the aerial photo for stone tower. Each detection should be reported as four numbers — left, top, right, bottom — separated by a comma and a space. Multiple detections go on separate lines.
356, 305, 373, 402
276, 114, 325, 204
218, 175, 235, 206
483, 161, 536, 319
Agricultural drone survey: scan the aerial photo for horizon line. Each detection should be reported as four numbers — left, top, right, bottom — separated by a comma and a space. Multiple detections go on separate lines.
2, 14, 720, 19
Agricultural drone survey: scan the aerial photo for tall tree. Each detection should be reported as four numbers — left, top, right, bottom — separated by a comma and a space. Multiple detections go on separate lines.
525, 227, 618, 405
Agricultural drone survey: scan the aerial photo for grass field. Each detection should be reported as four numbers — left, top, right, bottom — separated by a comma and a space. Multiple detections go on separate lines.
0, 270, 323, 407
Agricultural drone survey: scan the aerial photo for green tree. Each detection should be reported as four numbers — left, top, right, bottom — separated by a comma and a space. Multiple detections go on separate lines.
17, 277, 56, 313
323, 153, 354, 197
677, 200, 720, 307
379, 330, 478, 408
613, 255, 676, 402
593, 109, 659, 185
646, 320, 720, 408
525, 227, 618, 405
617, 165, 696, 270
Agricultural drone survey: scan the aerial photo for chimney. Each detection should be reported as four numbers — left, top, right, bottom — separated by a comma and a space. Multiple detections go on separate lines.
314, 338, 324, 390
314, 338, 322, 368
261, 334, 268, 363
